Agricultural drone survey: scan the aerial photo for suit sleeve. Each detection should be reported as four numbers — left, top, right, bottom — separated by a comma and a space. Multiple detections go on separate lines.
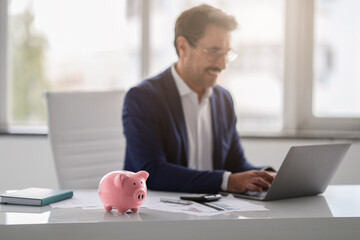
225, 126, 262, 172
222, 91, 262, 173
123, 87, 225, 193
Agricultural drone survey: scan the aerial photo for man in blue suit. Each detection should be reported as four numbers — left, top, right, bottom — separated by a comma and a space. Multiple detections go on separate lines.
123, 4, 274, 193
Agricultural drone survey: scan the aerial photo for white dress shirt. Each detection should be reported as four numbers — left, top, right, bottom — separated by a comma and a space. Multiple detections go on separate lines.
171, 65, 231, 191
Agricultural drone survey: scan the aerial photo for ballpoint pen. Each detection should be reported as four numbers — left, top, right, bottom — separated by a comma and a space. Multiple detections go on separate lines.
160, 198, 193, 205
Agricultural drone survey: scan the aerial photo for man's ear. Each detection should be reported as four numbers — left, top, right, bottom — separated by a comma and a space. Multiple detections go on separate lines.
176, 36, 189, 59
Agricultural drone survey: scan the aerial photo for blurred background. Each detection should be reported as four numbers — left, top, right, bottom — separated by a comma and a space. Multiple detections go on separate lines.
1, 0, 359, 189
5, 0, 359, 132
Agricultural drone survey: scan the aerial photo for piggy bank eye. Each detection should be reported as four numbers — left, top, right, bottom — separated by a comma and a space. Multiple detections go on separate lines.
133, 182, 136, 186
141, 181, 143, 185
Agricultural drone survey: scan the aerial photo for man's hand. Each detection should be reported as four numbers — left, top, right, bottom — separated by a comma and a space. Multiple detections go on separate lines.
227, 170, 276, 193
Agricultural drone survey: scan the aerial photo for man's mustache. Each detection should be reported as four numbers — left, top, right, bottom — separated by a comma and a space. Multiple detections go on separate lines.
206, 67, 222, 72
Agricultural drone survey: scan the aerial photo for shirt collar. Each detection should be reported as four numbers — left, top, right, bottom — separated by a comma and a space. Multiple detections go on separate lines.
171, 64, 213, 101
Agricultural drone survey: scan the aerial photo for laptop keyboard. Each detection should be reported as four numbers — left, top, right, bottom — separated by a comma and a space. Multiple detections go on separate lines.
244, 190, 268, 198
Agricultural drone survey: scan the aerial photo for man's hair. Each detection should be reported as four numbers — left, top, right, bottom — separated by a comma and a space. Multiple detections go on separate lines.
174, 4, 238, 56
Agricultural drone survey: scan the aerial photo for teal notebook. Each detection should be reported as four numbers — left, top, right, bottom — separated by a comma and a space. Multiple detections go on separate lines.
0, 187, 73, 206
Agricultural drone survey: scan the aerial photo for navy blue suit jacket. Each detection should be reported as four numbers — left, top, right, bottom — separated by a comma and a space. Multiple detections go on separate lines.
123, 67, 260, 193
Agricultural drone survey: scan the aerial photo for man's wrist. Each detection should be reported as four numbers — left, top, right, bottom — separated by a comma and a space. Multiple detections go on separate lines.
221, 171, 232, 191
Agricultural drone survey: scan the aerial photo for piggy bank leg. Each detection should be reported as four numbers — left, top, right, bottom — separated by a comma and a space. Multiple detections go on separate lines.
131, 207, 139, 212
115, 207, 129, 214
104, 206, 113, 211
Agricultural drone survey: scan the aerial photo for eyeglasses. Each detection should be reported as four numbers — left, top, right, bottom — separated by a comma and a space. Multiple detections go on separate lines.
202, 47, 238, 63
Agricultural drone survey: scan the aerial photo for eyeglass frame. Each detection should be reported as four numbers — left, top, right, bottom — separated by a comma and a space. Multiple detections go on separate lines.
202, 47, 238, 63
183, 36, 238, 63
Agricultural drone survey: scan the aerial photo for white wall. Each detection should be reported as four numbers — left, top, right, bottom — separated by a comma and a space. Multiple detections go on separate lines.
0, 136, 58, 190
0, 136, 359, 190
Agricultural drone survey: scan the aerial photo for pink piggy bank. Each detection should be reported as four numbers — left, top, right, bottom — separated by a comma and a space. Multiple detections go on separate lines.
98, 170, 149, 213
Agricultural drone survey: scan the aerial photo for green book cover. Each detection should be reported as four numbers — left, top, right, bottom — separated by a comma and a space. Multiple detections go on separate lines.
0, 187, 73, 206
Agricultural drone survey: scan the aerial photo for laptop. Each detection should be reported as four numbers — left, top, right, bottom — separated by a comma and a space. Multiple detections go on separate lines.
231, 143, 351, 201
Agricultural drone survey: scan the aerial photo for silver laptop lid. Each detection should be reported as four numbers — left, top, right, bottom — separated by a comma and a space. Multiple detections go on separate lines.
263, 143, 351, 201
233, 143, 351, 201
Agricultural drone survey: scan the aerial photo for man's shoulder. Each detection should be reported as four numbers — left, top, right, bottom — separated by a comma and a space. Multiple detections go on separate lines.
213, 85, 233, 101
128, 67, 172, 97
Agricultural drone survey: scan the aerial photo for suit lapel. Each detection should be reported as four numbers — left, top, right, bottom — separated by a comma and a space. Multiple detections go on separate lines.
211, 91, 222, 170
161, 68, 188, 166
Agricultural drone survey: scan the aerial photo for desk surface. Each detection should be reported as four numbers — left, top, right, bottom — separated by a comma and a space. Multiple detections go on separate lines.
1, 185, 360, 240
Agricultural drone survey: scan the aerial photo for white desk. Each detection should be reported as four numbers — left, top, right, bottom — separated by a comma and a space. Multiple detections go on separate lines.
1, 185, 360, 240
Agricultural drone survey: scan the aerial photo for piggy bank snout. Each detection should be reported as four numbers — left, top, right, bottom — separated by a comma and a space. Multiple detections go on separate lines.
134, 189, 146, 202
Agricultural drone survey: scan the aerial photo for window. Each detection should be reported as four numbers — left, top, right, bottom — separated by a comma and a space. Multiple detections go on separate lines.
294, 0, 360, 135
1, 0, 359, 137
7, 0, 141, 126
313, 0, 360, 118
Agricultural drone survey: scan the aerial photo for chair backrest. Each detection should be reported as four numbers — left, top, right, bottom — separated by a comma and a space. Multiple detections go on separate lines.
46, 90, 126, 189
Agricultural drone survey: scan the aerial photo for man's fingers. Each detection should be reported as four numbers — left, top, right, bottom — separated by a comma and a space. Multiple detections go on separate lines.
252, 177, 271, 189
246, 183, 262, 192
245, 177, 270, 192
255, 171, 275, 183
228, 170, 277, 193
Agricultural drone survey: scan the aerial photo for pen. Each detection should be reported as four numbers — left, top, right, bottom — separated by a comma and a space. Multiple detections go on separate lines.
200, 202, 226, 211
160, 198, 193, 205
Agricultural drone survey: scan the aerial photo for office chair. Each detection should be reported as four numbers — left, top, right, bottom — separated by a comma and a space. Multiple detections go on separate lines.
45, 90, 126, 189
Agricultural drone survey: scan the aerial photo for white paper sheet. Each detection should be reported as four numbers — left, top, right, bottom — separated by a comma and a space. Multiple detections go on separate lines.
206, 194, 268, 211
50, 191, 268, 217
142, 197, 223, 216
142, 193, 268, 216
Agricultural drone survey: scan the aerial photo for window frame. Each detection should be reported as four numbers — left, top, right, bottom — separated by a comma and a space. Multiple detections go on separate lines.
0, 0, 359, 138
0, 0, 8, 132
284, 0, 360, 138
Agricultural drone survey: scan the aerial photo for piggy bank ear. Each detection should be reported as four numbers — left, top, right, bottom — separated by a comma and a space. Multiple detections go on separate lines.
114, 173, 129, 187
137, 170, 149, 180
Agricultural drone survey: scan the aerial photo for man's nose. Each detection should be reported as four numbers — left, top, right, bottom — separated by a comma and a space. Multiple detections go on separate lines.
217, 54, 227, 70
